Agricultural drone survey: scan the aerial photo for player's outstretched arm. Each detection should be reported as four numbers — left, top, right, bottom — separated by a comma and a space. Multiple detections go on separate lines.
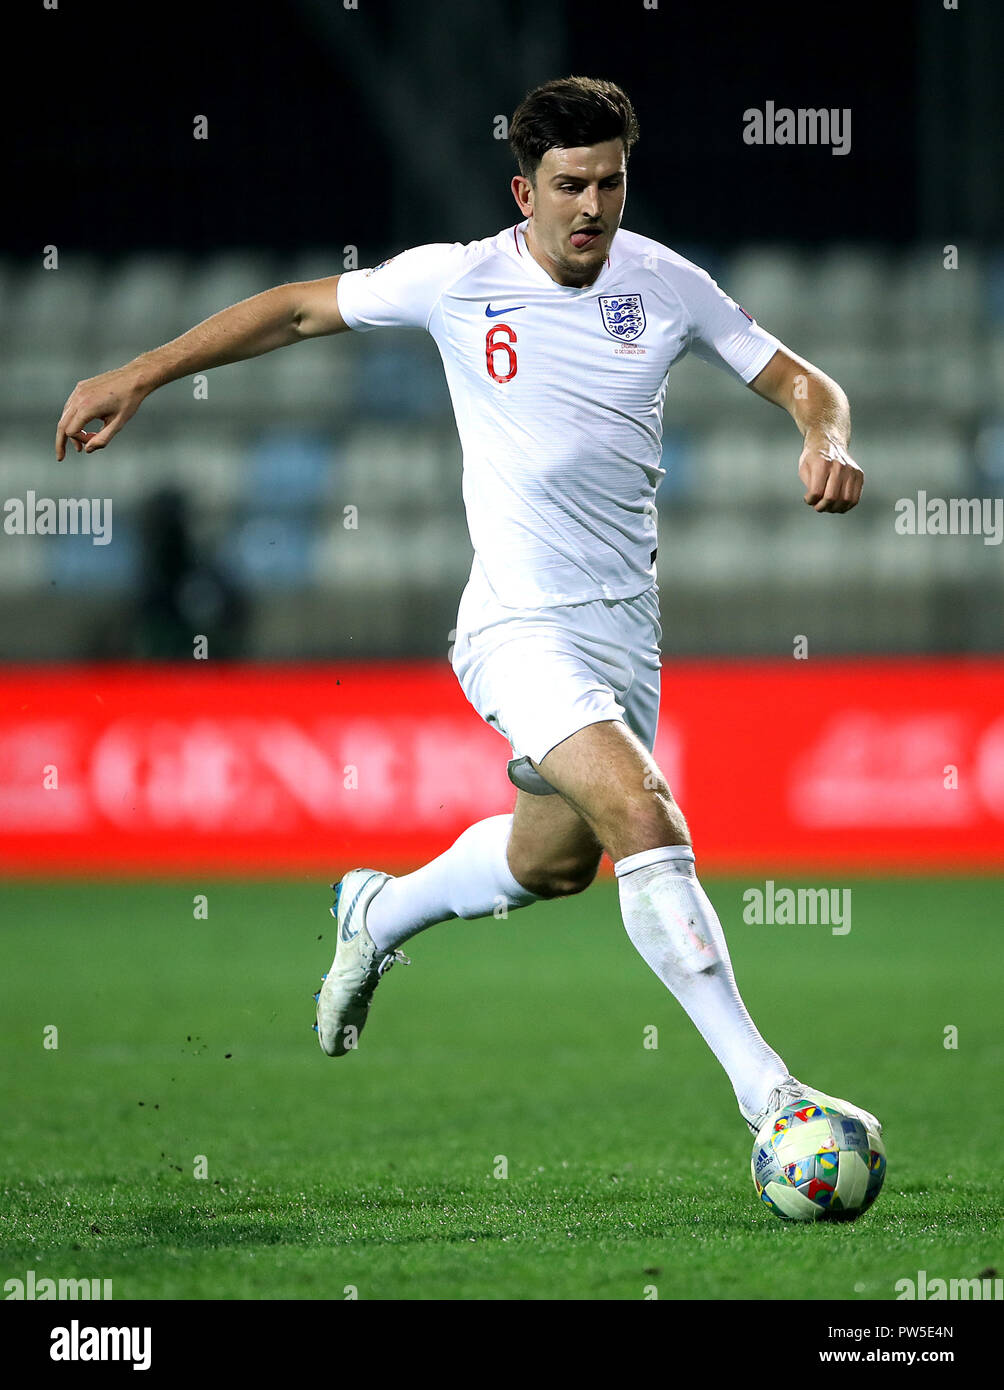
55, 275, 350, 459
747, 346, 863, 514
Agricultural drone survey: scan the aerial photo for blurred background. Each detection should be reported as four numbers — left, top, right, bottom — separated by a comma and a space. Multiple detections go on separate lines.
1, 0, 1002, 874
3, 0, 1002, 661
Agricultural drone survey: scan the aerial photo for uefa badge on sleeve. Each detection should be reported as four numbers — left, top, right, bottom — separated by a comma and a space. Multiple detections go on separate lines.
598, 294, 647, 342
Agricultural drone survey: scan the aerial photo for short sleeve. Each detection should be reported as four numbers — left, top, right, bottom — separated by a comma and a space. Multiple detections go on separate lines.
681, 265, 781, 383
335, 243, 465, 333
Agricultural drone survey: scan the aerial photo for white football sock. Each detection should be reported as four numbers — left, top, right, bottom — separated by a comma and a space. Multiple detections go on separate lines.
366, 813, 540, 953
614, 844, 789, 1118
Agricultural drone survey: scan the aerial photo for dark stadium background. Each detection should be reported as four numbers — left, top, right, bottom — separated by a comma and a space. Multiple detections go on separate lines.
12, 0, 1002, 255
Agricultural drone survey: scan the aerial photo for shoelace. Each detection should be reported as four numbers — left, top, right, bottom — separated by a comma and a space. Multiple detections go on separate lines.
752, 1077, 802, 1130
769, 1079, 799, 1112
344, 950, 412, 1008
377, 949, 411, 977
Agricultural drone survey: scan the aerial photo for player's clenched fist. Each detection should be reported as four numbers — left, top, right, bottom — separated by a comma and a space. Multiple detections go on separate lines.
797, 432, 864, 514
55, 365, 149, 461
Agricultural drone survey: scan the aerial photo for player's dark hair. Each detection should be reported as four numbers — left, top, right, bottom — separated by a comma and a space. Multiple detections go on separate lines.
509, 76, 639, 183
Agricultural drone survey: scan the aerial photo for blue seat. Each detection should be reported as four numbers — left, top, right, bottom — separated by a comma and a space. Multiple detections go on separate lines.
354, 338, 451, 419
245, 429, 337, 510
48, 520, 137, 591
222, 515, 313, 590
657, 428, 696, 499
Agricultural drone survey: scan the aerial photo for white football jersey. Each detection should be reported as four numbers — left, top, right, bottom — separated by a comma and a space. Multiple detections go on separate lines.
336, 221, 780, 608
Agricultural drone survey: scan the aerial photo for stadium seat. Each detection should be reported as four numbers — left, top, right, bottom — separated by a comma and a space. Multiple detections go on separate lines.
353, 336, 453, 419
811, 245, 893, 345
5, 353, 84, 414
313, 515, 404, 590
0, 243, 995, 660
267, 337, 357, 415
848, 426, 970, 499
14, 257, 103, 352
143, 435, 246, 507
891, 245, 983, 343
46, 521, 138, 592
92, 253, 191, 353
975, 419, 1004, 491
0, 530, 47, 591
656, 428, 696, 499
724, 245, 812, 341
245, 429, 338, 511
221, 515, 315, 591
339, 423, 461, 508
694, 428, 795, 502
182, 252, 276, 326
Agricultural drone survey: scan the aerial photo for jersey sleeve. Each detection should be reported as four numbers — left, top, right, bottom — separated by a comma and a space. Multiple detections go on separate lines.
335, 242, 465, 332
679, 264, 781, 383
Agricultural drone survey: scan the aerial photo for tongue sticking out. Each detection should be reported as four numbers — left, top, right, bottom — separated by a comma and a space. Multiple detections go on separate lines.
571, 231, 599, 249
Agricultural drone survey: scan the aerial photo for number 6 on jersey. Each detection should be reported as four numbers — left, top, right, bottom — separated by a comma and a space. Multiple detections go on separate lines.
486, 323, 518, 382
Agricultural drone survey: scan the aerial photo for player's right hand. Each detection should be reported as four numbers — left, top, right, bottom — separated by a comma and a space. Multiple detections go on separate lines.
55, 365, 149, 461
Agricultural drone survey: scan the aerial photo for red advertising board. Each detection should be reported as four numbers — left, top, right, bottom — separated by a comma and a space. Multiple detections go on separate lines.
0, 660, 1001, 875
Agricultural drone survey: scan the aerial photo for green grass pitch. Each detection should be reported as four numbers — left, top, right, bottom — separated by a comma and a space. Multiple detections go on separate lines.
1, 876, 1000, 1300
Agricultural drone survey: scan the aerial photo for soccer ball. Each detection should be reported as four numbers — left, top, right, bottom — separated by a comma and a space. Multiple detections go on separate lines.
751, 1100, 886, 1222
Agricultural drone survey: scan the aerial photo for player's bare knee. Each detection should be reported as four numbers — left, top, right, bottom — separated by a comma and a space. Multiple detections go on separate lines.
553, 857, 602, 897
514, 854, 601, 899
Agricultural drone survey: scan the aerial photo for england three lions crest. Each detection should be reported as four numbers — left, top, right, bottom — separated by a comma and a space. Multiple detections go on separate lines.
599, 294, 646, 342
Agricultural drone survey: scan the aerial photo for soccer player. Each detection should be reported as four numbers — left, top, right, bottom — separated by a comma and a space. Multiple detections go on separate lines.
55, 77, 878, 1143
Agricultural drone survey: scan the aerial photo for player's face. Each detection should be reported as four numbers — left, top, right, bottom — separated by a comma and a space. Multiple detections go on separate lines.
512, 139, 627, 287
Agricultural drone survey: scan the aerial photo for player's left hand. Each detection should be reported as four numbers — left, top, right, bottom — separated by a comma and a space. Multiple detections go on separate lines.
797, 432, 863, 513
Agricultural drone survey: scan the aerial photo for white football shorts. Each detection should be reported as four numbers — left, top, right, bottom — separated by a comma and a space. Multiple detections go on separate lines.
451, 566, 662, 796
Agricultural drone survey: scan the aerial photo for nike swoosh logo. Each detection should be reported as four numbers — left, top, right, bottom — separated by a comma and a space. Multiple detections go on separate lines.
485, 303, 526, 317
339, 873, 379, 942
